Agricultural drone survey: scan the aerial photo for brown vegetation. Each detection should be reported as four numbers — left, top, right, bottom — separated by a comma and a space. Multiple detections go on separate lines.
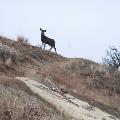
0, 36, 68, 120
0, 36, 120, 118
0, 76, 67, 120
41, 58, 120, 116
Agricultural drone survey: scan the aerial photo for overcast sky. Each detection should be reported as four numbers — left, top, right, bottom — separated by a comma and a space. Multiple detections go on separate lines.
0, 0, 120, 62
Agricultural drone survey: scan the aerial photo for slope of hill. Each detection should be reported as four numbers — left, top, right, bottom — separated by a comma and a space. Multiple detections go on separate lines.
16, 77, 119, 120
0, 36, 120, 119
0, 36, 68, 120
0, 36, 66, 76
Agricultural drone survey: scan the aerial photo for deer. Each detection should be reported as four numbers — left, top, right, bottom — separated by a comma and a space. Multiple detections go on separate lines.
40, 28, 57, 53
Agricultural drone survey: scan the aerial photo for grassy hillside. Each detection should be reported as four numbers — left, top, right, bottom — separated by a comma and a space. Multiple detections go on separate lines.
0, 36, 67, 120
0, 36, 120, 119
41, 58, 120, 116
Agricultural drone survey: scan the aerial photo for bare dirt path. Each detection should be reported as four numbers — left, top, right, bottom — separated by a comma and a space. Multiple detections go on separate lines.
16, 77, 119, 120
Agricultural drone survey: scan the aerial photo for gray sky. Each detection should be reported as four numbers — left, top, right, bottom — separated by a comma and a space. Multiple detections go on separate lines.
0, 0, 120, 62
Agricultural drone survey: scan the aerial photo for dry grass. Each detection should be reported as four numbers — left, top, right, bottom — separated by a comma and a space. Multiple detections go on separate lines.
0, 76, 68, 120
17, 36, 27, 43
0, 36, 119, 118
41, 58, 120, 113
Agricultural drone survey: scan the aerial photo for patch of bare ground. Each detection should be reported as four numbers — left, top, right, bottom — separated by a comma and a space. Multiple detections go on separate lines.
0, 76, 68, 120
40, 58, 120, 118
16, 77, 119, 120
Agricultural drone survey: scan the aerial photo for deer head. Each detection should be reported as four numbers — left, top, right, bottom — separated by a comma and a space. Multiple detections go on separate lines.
40, 28, 46, 35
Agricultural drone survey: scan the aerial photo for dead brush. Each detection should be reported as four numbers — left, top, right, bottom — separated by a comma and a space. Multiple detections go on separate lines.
41, 59, 120, 112
17, 36, 25, 44
0, 100, 67, 120
17, 36, 31, 48
0, 84, 66, 120
0, 100, 42, 120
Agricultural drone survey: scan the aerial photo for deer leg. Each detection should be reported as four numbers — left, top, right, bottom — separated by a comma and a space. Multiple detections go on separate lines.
44, 43, 46, 49
49, 46, 52, 51
54, 47, 57, 53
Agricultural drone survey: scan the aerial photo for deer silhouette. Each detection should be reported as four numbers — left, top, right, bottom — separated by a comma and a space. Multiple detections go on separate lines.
40, 28, 57, 53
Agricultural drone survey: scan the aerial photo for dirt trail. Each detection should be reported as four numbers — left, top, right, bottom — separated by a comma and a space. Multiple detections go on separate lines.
16, 77, 119, 120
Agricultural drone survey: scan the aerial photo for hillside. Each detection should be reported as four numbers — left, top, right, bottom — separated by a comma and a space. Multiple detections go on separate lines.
0, 36, 66, 76
0, 36, 67, 120
0, 36, 120, 119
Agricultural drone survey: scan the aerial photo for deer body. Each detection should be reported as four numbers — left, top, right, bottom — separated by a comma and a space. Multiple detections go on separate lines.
40, 28, 57, 53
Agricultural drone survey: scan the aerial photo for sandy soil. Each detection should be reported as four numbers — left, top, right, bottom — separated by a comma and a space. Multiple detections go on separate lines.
16, 77, 119, 120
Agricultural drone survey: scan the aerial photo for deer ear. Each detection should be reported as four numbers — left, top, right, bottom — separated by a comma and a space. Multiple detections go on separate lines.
40, 28, 42, 31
